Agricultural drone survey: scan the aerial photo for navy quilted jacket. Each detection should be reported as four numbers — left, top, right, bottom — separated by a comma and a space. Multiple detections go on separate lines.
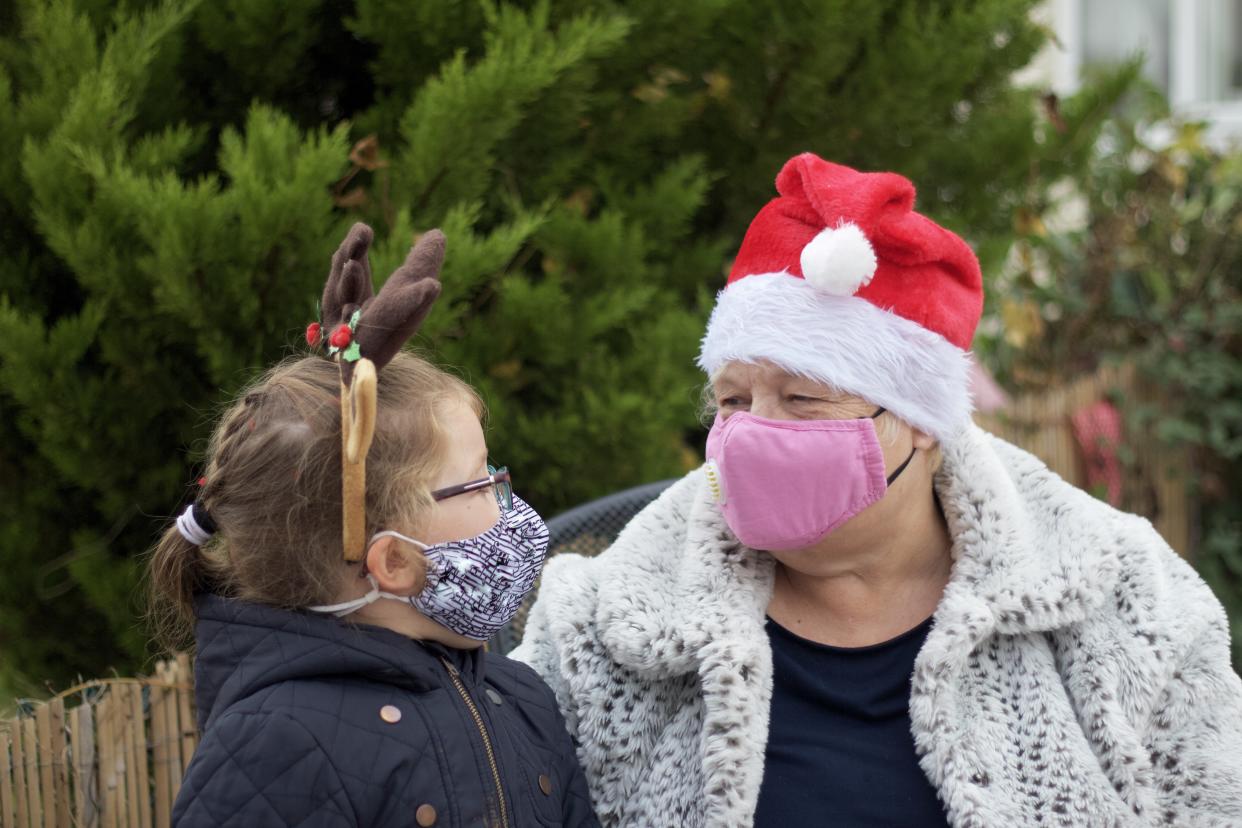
173, 594, 599, 827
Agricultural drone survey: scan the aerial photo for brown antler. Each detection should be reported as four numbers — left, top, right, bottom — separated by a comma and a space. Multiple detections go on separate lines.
317, 223, 446, 561
321, 223, 375, 334
353, 229, 444, 370
320, 224, 443, 387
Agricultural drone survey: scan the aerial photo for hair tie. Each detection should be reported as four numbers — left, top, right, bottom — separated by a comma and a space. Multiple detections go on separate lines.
176, 502, 217, 546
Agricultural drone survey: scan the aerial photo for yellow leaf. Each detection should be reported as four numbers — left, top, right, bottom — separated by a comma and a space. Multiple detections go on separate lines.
563, 187, 594, 215
653, 66, 689, 86
1013, 207, 1047, 237
1000, 299, 1044, 348
704, 70, 732, 101
633, 83, 668, 103
489, 360, 522, 381
1173, 122, 1206, 155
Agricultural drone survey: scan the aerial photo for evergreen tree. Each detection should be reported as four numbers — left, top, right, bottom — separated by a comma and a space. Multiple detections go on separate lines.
0, 0, 1124, 686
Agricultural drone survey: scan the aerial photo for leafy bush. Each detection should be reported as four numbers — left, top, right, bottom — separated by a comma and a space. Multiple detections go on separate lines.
981, 83, 1242, 665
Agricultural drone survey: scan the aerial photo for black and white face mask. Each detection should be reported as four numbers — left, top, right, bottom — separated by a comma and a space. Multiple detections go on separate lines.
309, 495, 549, 641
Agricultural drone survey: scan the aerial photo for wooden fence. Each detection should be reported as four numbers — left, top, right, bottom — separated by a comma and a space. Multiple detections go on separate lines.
975, 361, 1192, 556
0, 656, 196, 828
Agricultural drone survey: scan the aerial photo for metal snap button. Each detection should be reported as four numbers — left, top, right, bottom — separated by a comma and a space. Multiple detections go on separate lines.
379, 704, 402, 724
416, 803, 437, 826
485, 688, 504, 706
538, 774, 552, 796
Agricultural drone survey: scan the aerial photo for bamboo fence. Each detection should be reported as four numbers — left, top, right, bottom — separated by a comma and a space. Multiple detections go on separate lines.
0, 655, 196, 828
975, 361, 1192, 556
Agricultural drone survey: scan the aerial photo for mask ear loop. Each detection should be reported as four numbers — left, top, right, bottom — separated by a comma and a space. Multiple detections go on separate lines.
307, 574, 416, 617
886, 448, 917, 486
870, 407, 917, 487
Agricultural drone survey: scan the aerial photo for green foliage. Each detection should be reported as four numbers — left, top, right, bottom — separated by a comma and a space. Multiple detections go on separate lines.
982, 86, 1242, 666
0, 0, 1125, 686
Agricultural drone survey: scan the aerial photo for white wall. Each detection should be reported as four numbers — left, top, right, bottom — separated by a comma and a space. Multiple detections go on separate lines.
1018, 0, 1242, 146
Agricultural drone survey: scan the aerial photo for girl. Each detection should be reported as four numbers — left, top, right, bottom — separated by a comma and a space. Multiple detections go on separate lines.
149, 224, 598, 827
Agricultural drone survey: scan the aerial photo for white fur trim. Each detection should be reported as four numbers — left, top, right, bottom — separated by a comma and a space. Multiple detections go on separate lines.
697, 272, 972, 440
800, 223, 876, 295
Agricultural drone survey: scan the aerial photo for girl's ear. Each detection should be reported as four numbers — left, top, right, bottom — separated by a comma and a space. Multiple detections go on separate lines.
365, 534, 428, 596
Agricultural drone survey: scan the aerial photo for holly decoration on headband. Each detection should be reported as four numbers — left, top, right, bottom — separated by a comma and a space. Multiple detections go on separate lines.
306, 304, 363, 361
326, 309, 362, 362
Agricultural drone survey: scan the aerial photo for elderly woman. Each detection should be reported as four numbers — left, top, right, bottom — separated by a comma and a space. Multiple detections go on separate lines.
513, 153, 1242, 827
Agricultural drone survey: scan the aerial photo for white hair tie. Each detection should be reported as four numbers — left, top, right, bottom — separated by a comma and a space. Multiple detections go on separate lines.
176, 502, 215, 546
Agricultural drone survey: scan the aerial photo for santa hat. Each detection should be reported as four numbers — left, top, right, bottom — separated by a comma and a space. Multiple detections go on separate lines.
698, 153, 983, 441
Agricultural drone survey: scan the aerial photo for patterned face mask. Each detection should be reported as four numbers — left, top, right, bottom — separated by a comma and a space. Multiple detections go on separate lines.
308, 495, 549, 641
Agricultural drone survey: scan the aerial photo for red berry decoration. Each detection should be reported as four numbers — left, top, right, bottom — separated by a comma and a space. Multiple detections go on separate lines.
305, 322, 322, 347
329, 323, 352, 349
197, 476, 207, 487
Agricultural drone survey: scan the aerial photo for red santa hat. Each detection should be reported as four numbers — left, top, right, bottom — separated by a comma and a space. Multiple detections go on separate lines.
699, 153, 983, 441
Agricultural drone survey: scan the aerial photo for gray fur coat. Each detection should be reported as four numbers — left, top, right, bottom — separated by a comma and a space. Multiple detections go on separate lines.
513, 425, 1242, 827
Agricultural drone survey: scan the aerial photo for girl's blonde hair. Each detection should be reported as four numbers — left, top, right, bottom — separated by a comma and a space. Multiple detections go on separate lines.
148, 352, 482, 649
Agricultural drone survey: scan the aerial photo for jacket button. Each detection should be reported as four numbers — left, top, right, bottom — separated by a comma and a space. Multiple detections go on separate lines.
379, 704, 401, 723
415, 803, 437, 826
538, 774, 552, 796
485, 688, 504, 705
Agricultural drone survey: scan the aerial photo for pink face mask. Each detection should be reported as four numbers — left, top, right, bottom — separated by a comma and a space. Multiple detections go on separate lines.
704, 409, 914, 551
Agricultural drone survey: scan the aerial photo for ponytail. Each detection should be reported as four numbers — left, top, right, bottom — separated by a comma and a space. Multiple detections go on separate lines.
147, 520, 216, 651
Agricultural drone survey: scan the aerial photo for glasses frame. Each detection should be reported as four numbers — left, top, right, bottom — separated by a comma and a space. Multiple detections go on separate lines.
431, 464, 513, 513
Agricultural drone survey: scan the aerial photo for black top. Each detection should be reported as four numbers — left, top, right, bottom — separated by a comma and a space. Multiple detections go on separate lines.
754, 616, 950, 828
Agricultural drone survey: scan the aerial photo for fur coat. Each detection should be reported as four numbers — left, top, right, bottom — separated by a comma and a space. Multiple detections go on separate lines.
512, 425, 1242, 827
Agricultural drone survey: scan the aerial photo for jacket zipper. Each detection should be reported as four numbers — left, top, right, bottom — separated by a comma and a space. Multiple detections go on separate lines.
440, 656, 509, 828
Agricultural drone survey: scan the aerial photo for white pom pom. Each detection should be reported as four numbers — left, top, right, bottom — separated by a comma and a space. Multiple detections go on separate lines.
799, 223, 877, 296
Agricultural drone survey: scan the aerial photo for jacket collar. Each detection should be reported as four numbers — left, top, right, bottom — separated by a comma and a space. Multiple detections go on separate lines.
593, 424, 1121, 677
192, 595, 485, 731
934, 424, 1121, 638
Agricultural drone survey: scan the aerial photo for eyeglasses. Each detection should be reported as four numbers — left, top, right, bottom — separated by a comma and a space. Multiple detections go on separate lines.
431, 464, 513, 513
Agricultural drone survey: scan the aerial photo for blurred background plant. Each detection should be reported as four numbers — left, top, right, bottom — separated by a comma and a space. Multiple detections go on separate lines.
978, 76, 1242, 663
2, 0, 1235, 691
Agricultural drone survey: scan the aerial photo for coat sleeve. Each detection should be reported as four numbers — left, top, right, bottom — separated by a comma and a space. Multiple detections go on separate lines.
173, 710, 356, 827
550, 699, 601, 828
511, 554, 583, 732
1142, 548, 1242, 823
513, 556, 602, 827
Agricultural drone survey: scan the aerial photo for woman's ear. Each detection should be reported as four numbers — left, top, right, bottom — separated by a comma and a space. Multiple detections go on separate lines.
912, 428, 938, 452
364, 535, 428, 596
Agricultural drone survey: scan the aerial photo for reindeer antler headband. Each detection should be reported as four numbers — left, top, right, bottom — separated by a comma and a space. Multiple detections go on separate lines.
313, 223, 445, 561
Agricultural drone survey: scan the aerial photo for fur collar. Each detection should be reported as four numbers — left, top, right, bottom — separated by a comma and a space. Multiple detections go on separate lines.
569, 424, 1126, 826
592, 424, 1121, 677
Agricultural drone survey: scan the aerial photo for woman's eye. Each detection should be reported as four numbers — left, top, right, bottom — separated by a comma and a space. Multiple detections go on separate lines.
718, 397, 746, 408
787, 394, 819, 403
